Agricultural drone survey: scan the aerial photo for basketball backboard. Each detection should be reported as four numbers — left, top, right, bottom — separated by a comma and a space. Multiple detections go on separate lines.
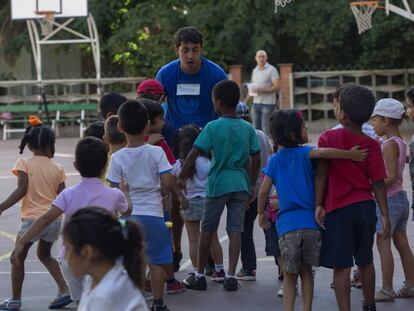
11, 0, 88, 20
385, 0, 414, 22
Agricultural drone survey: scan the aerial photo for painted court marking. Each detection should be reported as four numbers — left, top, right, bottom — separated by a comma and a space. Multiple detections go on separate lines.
0, 230, 17, 262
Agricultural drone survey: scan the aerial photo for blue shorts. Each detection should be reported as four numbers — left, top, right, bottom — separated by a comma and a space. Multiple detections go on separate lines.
129, 215, 173, 265
319, 200, 376, 269
376, 191, 409, 235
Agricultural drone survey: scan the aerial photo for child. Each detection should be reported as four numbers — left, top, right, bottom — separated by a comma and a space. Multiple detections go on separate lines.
171, 125, 225, 285
106, 99, 187, 311
315, 83, 391, 311
0, 116, 71, 310
11, 137, 132, 304
406, 87, 414, 219
84, 121, 105, 140
103, 115, 126, 156
235, 102, 273, 282
258, 109, 368, 311
63, 207, 148, 311
178, 80, 261, 291
370, 98, 414, 301
100, 91, 127, 120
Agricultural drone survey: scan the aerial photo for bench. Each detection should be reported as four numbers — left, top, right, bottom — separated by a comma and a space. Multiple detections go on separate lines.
0, 103, 98, 140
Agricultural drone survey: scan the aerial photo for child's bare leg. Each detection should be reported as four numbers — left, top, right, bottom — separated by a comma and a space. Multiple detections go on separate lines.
184, 221, 200, 268
170, 197, 183, 254
37, 240, 69, 294
393, 231, 414, 287
299, 264, 314, 311
333, 267, 351, 311
149, 264, 165, 300
11, 237, 33, 300
227, 232, 241, 276
359, 262, 376, 305
196, 231, 213, 274
376, 234, 394, 291
283, 271, 299, 311
210, 232, 223, 265
163, 263, 175, 280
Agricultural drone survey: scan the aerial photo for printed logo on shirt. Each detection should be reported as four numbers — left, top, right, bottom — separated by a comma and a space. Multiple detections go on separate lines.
176, 84, 201, 96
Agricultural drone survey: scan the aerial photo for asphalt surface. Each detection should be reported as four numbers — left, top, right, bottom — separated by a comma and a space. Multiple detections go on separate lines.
0, 136, 414, 310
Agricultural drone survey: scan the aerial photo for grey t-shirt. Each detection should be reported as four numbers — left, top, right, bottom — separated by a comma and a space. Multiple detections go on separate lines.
251, 63, 279, 105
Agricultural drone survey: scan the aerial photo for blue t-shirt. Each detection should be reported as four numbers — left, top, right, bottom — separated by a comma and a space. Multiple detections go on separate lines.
156, 57, 227, 130
264, 146, 320, 237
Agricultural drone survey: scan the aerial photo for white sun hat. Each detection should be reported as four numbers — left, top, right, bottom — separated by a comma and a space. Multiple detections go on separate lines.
372, 98, 405, 119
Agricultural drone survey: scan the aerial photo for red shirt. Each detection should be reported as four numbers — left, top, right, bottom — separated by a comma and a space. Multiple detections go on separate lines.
144, 136, 176, 165
318, 128, 386, 213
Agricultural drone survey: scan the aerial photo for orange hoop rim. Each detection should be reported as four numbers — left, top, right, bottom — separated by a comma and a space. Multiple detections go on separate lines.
350, 1, 385, 9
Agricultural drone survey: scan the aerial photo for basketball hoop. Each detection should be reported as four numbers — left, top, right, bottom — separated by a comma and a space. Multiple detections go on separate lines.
350, 1, 384, 34
35, 10, 56, 36
275, 0, 294, 13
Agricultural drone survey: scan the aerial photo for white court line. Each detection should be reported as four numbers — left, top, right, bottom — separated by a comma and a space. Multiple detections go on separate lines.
179, 235, 229, 272
54, 153, 74, 158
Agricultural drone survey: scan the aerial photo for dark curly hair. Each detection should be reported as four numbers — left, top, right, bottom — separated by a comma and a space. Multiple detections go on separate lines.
269, 109, 305, 148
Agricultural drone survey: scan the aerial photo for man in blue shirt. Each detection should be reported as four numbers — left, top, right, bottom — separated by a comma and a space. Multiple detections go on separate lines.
156, 26, 227, 130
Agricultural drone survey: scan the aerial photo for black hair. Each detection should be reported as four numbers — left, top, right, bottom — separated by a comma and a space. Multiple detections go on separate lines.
75, 137, 108, 178
62, 207, 145, 290
118, 100, 149, 135
339, 83, 376, 125
84, 121, 105, 141
100, 92, 127, 119
139, 99, 164, 123
176, 124, 204, 179
212, 80, 240, 109
104, 115, 125, 146
174, 26, 203, 48
332, 84, 346, 101
19, 124, 56, 156
137, 93, 163, 102
269, 109, 305, 148
406, 87, 414, 103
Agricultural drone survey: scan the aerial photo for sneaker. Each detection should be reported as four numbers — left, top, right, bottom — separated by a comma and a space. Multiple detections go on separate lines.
182, 273, 195, 286
183, 275, 207, 290
151, 304, 170, 311
362, 303, 376, 311
236, 268, 256, 281
173, 251, 183, 272
223, 277, 239, 291
211, 269, 225, 282
277, 286, 283, 297
351, 270, 362, 288
143, 291, 153, 302
166, 279, 185, 294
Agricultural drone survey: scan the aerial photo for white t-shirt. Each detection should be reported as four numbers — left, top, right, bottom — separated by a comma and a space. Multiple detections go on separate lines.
171, 156, 210, 199
106, 144, 172, 218
78, 262, 148, 311
251, 63, 279, 105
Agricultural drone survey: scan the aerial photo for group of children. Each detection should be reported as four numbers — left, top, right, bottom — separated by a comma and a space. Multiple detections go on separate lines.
0, 78, 414, 311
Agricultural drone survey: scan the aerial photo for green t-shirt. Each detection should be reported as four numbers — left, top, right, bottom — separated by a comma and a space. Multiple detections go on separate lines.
194, 117, 261, 197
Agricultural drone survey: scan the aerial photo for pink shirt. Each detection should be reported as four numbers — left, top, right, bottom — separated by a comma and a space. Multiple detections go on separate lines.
381, 137, 406, 197
53, 178, 128, 258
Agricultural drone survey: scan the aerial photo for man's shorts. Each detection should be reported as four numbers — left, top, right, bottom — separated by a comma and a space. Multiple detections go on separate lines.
180, 196, 205, 221
319, 200, 376, 269
278, 229, 321, 274
263, 221, 281, 257
376, 190, 409, 236
201, 191, 249, 233
18, 219, 61, 243
129, 215, 173, 265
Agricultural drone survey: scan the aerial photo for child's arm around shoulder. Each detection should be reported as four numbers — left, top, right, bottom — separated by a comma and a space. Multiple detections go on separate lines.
309, 146, 368, 161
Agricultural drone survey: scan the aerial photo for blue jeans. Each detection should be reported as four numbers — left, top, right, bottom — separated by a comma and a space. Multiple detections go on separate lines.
252, 103, 276, 134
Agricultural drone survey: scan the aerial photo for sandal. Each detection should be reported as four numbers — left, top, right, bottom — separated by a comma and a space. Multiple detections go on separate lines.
375, 288, 396, 302
395, 284, 414, 298
0, 299, 22, 311
48, 293, 72, 309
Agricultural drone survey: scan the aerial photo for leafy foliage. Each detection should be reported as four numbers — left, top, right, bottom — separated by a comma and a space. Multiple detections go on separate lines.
2, 0, 414, 77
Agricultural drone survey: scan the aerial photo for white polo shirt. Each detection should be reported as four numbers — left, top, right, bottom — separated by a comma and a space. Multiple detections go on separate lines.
251, 63, 279, 105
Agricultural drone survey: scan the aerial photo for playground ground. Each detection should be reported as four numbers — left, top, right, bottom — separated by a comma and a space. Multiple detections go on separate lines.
0, 135, 414, 310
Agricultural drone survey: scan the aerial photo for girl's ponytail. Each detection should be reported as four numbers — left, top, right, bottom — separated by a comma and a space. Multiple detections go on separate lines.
122, 220, 146, 290
19, 115, 43, 154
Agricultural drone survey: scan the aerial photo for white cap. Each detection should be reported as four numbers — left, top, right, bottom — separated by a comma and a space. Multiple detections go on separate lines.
372, 98, 405, 119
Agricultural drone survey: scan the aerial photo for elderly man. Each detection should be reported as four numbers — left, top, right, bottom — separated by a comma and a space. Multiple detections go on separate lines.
246, 50, 279, 134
